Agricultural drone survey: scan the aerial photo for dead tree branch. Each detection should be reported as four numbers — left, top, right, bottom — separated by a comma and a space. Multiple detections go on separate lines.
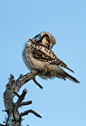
1, 70, 42, 126
19, 101, 32, 107
21, 109, 42, 118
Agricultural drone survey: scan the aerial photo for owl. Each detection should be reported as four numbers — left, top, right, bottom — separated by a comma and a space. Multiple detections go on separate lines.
22, 32, 80, 88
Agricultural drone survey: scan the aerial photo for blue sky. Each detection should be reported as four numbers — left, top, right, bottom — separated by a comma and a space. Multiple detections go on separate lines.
0, 0, 86, 126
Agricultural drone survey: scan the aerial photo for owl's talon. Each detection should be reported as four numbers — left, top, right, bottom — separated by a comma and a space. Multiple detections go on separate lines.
33, 78, 43, 89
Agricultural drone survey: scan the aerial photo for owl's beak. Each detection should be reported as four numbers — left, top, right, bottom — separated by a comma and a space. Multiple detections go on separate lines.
49, 45, 51, 49
49, 44, 53, 49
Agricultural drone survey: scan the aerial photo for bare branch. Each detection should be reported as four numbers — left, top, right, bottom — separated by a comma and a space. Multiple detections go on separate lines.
13, 91, 20, 98
21, 109, 42, 118
15, 89, 27, 109
19, 101, 32, 107
3, 70, 42, 125
33, 78, 43, 89
4, 70, 38, 112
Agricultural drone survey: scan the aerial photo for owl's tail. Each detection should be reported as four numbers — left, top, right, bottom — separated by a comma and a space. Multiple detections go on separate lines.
65, 72, 80, 83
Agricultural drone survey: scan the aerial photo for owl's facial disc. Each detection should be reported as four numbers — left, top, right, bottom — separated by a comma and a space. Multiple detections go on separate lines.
41, 36, 50, 49
33, 33, 52, 49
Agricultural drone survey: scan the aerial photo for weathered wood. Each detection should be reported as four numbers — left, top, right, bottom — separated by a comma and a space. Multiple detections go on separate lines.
1, 70, 42, 126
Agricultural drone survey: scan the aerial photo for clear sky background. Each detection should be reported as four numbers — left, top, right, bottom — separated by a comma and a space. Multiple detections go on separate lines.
0, 0, 86, 126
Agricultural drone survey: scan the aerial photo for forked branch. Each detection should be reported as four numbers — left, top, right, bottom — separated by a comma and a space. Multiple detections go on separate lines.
1, 70, 42, 126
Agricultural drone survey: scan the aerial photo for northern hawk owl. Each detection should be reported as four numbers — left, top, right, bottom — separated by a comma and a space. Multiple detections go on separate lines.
22, 32, 80, 87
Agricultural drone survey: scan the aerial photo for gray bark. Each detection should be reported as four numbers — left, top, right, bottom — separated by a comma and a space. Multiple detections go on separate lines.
1, 70, 42, 126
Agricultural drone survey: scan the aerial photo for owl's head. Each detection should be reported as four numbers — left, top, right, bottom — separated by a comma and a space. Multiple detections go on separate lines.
33, 32, 56, 49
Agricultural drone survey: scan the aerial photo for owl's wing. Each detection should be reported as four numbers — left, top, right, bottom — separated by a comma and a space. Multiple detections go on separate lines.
32, 43, 74, 73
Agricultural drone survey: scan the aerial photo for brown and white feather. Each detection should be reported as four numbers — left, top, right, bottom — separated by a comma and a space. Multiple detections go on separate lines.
22, 32, 80, 83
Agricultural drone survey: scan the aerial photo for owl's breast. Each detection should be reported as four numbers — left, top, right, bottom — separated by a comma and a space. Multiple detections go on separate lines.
22, 45, 48, 72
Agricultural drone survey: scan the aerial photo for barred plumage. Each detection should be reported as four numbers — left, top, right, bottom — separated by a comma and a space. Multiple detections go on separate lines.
22, 32, 80, 83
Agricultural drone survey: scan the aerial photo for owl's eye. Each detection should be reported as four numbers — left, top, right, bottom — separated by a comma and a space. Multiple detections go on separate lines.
46, 37, 50, 43
46, 40, 49, 43
46, 39, 50, 43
